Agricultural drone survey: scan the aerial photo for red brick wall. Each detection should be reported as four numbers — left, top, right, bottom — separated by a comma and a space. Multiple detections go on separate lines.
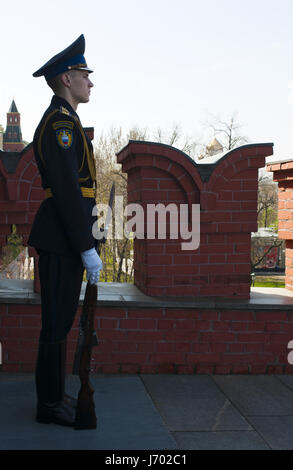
1, 302, 293, 374
0, 144, 42, 290
267, 160, 293, 290
117, 142, 274, 299
3, 143, 25, 152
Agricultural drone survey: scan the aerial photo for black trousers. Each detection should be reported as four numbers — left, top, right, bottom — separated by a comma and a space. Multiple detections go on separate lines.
36, 250, 84, 404
38, 250, 84, 343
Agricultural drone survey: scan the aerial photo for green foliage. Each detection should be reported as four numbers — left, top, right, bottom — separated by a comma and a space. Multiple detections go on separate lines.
252, 281, 285, 287
0, 224, 24, 269
251, 274, 285, 288
258, 206, 278, 230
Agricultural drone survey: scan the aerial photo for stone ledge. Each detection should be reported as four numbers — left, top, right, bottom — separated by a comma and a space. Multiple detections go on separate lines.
0, 280, 292, 310
266, 155, 293, 165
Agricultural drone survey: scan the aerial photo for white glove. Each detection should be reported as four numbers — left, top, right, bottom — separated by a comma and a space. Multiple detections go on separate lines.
81, 248, 103, 285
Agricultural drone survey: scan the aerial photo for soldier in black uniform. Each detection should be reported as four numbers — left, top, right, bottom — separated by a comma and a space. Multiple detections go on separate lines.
28, 34, 102, 426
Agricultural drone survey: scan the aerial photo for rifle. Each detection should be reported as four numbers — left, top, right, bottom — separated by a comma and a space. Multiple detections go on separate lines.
72, 183, 115, 430
72, 281, 98, 430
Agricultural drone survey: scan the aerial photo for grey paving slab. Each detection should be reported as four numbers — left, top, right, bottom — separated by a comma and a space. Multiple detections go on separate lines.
0, 375, 177, 450
249, 416, 293, 450
141, 375, 251, 431
4, 372, 293, 451
276, 375, 293, 391
213, 375, 293, 416
172, 431, 270, 450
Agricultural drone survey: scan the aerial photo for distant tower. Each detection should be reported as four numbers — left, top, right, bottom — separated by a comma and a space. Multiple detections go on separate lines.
3, 100, 24, 152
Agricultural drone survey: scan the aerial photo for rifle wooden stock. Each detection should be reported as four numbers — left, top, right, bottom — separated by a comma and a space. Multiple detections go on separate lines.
73, 281, 98, 430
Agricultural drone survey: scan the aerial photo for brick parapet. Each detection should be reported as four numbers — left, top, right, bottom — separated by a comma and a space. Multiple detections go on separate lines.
267, 157, 293, 290
117, 141, 274, 299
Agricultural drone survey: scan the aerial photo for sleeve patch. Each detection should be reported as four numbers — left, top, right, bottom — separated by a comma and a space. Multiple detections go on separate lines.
56, 129, 73, 149
53, 121, 74, 130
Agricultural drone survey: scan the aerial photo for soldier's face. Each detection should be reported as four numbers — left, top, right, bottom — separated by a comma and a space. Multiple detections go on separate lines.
69, 70, 94, 104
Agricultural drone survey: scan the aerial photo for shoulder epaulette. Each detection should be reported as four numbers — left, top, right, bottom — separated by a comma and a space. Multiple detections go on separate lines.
59, 106, 71, 116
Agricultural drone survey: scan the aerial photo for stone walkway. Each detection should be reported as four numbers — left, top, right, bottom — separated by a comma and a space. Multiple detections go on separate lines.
1, 373, 293, 450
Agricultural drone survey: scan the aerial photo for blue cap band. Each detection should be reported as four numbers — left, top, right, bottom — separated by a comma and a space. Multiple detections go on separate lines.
45, 54, 87, 80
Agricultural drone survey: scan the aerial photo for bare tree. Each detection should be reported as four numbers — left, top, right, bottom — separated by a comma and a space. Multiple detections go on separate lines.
128, 126, 149, 141
251, 175, 281, 273
257, 176, 278, 229
208, 112, 248, 150
94, 127, 130, 283
199, 112, 249, 158
152, 122, 198, 158
0, 224, 33, 279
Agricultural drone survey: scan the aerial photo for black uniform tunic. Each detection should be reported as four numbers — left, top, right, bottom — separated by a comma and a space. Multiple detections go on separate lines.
29, 95, 96, 255
28, 95, 97, 342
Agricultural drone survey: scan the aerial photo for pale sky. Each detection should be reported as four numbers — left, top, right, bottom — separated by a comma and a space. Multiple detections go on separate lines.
1, 0, 293, 160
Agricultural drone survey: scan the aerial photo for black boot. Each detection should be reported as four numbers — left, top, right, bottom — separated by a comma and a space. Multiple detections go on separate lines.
59, 339, 78, 409
35, 341, 75, 426
64, 393, 78, 409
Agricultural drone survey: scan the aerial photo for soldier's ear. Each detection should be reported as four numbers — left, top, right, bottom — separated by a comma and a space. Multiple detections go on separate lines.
60, 72, 72, 88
